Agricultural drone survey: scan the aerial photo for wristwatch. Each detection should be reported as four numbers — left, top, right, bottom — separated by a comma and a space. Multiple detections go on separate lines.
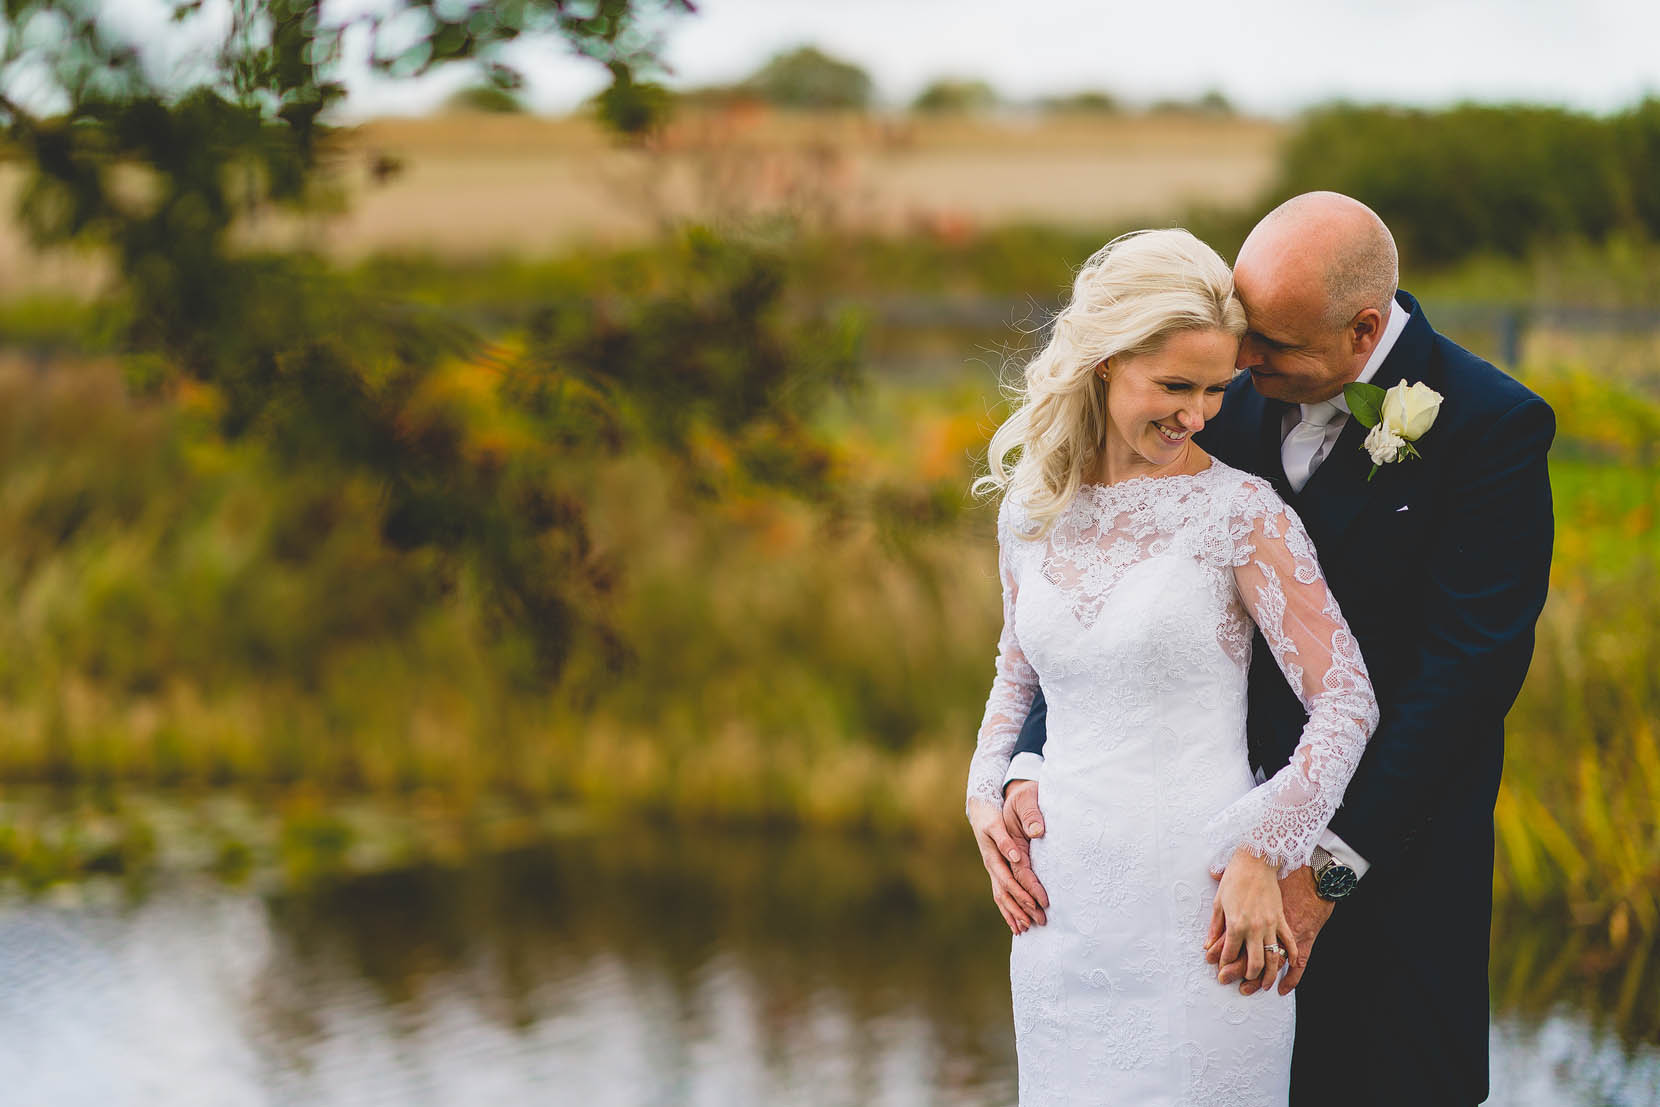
1310, 845, 1359, 902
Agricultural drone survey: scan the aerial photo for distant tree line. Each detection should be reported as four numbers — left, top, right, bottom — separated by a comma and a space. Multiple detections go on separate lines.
677, 46, 874, 110
1259, 100, 1660, 267
669, 45, 1229, 117
659, 46, 1660, 273
0, 0, 745, 679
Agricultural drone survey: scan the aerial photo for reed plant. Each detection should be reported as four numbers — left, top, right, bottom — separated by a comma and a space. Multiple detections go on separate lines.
1492, 369, 1660, 943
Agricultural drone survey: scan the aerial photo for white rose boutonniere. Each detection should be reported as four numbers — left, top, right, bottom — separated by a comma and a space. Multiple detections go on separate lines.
1344, 379, 1444, 481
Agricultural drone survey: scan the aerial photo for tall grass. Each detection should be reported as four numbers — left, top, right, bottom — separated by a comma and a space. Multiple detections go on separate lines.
0, 354, 991, 825
2, 348, 1656, 915
0, 224, 1656, 949
1493, 371, 1660, 940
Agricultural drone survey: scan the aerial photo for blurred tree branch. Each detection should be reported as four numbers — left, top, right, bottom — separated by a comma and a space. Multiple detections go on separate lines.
0, 2, 849, 683
0, 0, 690, 261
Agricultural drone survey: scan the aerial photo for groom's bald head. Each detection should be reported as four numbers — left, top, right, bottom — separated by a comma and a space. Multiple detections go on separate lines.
1236, 192, 1398, 328
1230, 192, 1400, 403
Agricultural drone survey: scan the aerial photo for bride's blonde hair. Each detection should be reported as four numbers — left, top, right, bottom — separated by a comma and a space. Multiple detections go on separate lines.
973, 228, 1245, 535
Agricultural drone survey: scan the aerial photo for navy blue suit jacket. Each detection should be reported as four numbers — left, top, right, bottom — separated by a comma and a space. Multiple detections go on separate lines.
1008, 291, 1555, 1105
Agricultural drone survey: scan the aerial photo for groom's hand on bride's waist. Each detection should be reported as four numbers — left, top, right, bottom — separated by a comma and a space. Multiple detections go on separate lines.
1210, 866, 1336, 996
1272, 866, 1336, 994
1003, 779, 1046, 841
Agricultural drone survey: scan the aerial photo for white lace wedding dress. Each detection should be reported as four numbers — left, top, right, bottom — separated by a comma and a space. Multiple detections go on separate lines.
967, 461, 1378, 1106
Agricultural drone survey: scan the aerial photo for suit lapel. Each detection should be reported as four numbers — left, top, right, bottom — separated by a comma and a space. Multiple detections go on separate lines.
1252, 392, 1296, 501
1295, 412, 1377, 541
1204, 374, 1294, 497
1235, 385, 1294, 497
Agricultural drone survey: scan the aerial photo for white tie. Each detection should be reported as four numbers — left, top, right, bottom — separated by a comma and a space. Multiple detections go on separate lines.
1282, 400, 1346, 493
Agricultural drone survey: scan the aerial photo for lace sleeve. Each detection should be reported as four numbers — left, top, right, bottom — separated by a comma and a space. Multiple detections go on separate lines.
965, 496, 1040, 815
1203, 482, 1380, 876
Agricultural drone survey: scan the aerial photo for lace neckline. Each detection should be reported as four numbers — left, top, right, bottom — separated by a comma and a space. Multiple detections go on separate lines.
1078, 460, 1223, 503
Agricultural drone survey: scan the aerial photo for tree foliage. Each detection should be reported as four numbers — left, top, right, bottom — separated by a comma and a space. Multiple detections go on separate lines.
910, 78, 997, 115
0, 1, 861, 680
592, 63, 676, 133
1037, 90, 1120, 115
0, 0, 694, 364
739, 46, 872, 110
1149, 89, 1234, 116
1266, 100, 1659, 267
446, 85, 528, 114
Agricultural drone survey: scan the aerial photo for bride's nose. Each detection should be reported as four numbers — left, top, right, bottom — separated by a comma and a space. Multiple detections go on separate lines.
1177, 404, 1205, 432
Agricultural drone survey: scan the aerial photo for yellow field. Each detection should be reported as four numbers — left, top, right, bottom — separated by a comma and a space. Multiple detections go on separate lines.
0, 110, 1283, 293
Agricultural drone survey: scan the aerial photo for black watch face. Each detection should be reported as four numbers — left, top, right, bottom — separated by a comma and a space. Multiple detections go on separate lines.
1316, 864, 1359, 900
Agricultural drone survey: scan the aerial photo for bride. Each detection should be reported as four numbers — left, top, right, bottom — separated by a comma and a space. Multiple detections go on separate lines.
964, 229, 1379, 1104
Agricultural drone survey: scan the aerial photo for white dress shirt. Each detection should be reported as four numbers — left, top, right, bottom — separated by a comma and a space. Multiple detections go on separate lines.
1003, 302, 1413, 879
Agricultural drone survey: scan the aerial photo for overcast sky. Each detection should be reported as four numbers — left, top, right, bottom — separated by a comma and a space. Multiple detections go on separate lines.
340, 0, 1660, 118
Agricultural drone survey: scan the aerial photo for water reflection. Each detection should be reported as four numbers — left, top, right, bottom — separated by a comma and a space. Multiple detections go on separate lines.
0, 827, 1656, 1106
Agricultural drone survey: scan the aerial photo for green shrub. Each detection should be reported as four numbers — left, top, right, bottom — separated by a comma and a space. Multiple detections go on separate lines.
1037, 91, 1120, 115
1264, 102, 1651, 266
444, 85, 527, 114
739, 47, 873, 111
911, 79, 998, 115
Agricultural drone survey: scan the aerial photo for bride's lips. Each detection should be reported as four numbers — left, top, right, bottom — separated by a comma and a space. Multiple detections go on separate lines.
1154, 423, 1189, 443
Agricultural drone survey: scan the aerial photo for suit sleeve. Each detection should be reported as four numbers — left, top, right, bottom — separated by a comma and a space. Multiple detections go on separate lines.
1325, 396, 1556, 870
1012, 689, 1049, 758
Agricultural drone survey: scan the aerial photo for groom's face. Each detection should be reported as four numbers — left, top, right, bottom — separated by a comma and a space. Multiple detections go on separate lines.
1230, 267, 1353, 405
1231, 232, 1370, 405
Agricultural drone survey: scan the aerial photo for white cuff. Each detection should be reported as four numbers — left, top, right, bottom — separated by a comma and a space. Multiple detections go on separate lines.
1318, 828, 1371, 878
1003, 752, 1044, 793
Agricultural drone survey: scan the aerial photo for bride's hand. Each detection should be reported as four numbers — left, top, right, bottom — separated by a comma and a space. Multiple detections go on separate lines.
968, 796, 1048, 933
1204, 848, 1298, 987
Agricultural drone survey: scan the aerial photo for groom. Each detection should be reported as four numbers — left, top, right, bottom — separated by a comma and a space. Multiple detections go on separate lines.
975, 192, 1555, 1105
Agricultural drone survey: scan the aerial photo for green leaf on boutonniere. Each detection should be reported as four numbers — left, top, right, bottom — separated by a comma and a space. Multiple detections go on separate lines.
1343, 381, 1386, 427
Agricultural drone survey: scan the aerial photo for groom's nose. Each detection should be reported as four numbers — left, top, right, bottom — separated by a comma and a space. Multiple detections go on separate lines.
1235, 336, 1264, 371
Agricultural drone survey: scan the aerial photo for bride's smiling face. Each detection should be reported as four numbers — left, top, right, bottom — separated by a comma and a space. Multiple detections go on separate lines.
1100, 328, 1239, 472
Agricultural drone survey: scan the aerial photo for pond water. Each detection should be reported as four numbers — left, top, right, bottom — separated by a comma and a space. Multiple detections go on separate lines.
1, 828, 1656, 1106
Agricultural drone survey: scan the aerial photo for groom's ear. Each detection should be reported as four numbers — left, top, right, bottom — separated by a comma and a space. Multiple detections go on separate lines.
1346, 307, 1385, 358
